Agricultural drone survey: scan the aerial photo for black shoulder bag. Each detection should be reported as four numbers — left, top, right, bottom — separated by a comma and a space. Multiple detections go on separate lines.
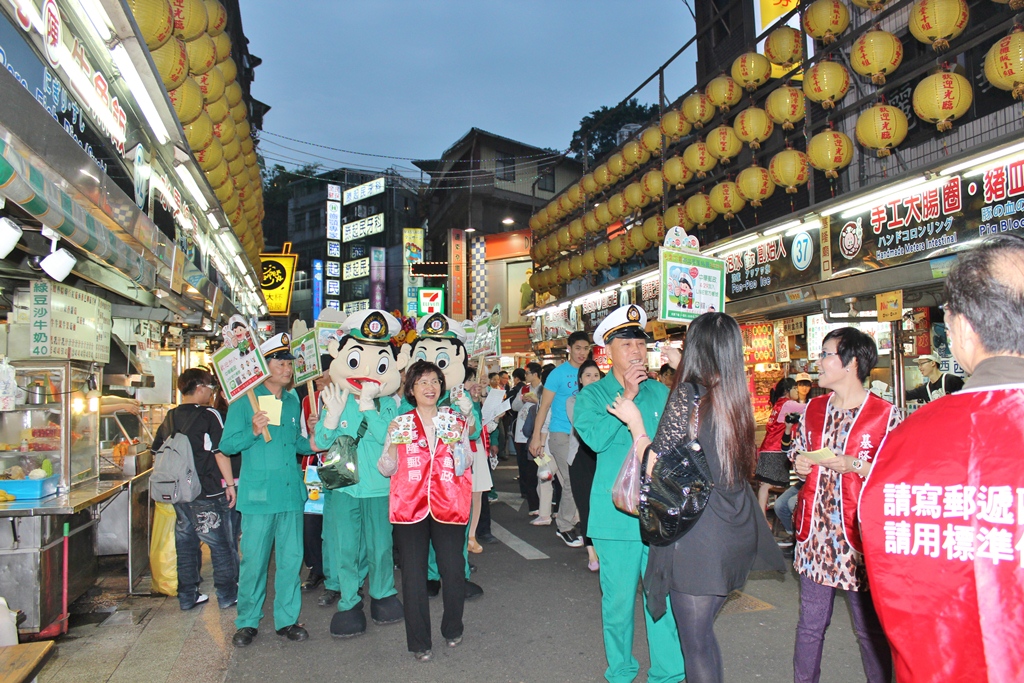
638, 383, 715, 547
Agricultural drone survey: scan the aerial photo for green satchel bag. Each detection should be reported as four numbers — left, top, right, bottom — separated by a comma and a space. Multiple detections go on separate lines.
317, 435, 359, 490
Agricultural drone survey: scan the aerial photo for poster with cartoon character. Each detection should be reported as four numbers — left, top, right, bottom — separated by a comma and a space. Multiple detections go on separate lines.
659, 248, 725, 324
213, 315, 270, 402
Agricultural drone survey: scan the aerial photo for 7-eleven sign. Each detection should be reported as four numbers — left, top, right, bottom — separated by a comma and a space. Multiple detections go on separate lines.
417, 287, 445, 316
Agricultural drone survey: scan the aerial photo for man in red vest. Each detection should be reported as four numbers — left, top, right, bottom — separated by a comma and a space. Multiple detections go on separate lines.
861, 234, 1024, 682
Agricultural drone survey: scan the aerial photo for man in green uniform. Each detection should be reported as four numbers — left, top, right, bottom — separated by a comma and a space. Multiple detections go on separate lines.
574, 304, 685, 683
314, 309, 407, 637
223, 333, 317, 648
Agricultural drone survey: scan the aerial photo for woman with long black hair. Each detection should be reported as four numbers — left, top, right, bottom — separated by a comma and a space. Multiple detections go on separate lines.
566, 359, 603, 571
608, 312, 784, 683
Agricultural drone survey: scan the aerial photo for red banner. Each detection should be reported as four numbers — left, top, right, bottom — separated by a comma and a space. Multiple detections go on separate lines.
449, 228, 466, 320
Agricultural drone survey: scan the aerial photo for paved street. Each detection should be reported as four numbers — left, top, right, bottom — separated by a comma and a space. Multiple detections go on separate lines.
40, 466, 873, 682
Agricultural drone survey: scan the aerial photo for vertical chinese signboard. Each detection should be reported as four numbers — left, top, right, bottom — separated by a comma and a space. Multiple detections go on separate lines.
312, 259, 324, 320
370, 247, 385, 309
449, 228, 466, 320
403, 228, 424, 317
260, 245, 298, 316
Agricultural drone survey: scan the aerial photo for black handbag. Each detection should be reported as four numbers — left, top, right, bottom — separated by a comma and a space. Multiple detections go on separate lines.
638, 383, 714, 547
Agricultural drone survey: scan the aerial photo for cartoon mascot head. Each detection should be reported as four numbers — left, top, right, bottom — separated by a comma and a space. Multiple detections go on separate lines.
410, 312, 469, 390
327, 309, 410, 397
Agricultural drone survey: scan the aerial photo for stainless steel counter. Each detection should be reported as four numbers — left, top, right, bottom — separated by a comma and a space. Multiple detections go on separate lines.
0, 479, 128, 517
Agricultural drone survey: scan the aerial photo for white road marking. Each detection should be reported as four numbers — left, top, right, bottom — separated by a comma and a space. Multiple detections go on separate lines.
493, 465, 518, 470
491, 522, 549, 560
493, 490, 525, 510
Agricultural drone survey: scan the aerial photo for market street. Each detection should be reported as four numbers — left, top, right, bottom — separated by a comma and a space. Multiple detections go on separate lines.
39, 466, 871, 683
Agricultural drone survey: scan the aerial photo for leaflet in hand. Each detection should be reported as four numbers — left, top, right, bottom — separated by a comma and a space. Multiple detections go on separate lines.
390, 414, 415, 444
800, 447, 838, 463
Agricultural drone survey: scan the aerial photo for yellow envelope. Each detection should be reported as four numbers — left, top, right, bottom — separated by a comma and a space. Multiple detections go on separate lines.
258, 394, 282, 426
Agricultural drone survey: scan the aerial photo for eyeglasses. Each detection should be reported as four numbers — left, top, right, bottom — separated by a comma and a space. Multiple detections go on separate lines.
819, 351, 840, 360
203, 383, 219, 390
415, 379, 441, 387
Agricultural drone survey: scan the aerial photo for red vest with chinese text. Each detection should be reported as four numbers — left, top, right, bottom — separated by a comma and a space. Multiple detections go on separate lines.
758, 397, 790, 453
859, 387, 1024, 683
794, 392, 891, 552
389, 409, 472, 525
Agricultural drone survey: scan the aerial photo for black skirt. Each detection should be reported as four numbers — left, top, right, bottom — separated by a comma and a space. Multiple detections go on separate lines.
754, 450, 791, 488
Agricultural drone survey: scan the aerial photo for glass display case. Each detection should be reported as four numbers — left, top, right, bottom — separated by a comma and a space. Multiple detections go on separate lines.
1, 361, 102, 493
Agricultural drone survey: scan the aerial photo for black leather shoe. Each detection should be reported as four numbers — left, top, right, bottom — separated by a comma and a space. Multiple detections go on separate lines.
276, 624, 309, 641
301, 574, 324, 592
232, 627, 257, 647
317, 589, 340, 607
477, 533, 498, 544
426, 579, 441, 598
465, 581, 484, 601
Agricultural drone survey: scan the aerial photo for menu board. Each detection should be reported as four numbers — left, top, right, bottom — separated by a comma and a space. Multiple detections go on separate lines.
28, 280, 112, 362
740, 323, 777, 364
658, 250, 726, 324
212, 324, 270, 403
291, 330, 322, 385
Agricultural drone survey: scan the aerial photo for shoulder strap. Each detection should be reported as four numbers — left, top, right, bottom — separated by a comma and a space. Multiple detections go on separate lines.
354, 398, 382, 441
169, 407, 203, 441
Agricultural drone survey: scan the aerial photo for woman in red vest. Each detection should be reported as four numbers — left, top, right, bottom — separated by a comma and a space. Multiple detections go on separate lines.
790, 327, 901, 683
378, 360, 473, 663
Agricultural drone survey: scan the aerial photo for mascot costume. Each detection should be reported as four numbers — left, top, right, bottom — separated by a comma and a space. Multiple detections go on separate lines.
315, 309, 408, 637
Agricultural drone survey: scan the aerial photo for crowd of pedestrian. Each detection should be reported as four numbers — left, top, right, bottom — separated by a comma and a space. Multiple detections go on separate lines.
148, 235, 1024, 681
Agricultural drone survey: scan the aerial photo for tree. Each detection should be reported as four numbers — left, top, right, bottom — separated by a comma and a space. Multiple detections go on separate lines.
569, 98, 659, 163
258, 159, 322, 249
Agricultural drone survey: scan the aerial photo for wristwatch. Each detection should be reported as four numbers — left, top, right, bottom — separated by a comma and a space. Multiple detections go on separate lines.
851, 458, 863, 473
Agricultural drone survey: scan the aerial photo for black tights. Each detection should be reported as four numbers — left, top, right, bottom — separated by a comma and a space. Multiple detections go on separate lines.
670, 591, 729, 683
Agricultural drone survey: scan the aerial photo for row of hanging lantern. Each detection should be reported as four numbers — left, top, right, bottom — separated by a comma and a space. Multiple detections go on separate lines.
531, 0, 1024, 291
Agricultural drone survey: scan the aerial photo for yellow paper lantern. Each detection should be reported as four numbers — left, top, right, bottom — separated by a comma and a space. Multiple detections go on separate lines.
766, 85, 806, 131
733, 107, 774, 150
681, 93, 715, 128
545, 234, 560, 258
627, 225, 651, 253
807, 130, 854, 178
851, 30, 904, 85
706, 125, 743, 165
212, 115, 236, 144
685, 193, 718, 230
582, 250, 598, 273
642, 214, 667, 244
665, 204, 695, 231
804, 61, 850, 109
641, 169, 664, 200
683, 141, 717, 179
803, 0, 850, 45
661, 109, 693, 140
624, 182, 651, 211
170, 0, 207, 41
221, 192, 239, 216
607, 152, 630, 178
167, 76, 204, 124
736, 165, 776, 207
529, 214, 544, 233
855, 104, 909, 157
218, 56, 238, 84
909, 0, 969, 52
593, 164, 617, 188
851, 0, 889, 11
230, 101, 247, 123
764, 26, 803, 68
205, 160, 230, 190
595, 202, 614, 226
227, 154, 245, 177
558, 192, 575, 215
185, 33, 218, 75
731, 52, 773, 92
608, 234, 635, 263
204, 0, 227, 35
212, 32, 232, 62
194, 136, 223, 171
706, 75, 743, 113
622, 140, 650, 169
608, 192, 630, 219
557, 260, 572, 285
531, 240, 546, 263
569, 218, 586, 243
580, 174, 599, 195
583, 210, 602, 234
205, 95, 229, 124
194, 65, 225, 103
224, 81, 243, 108
769, 149, 810, 193
567, 183, 585, 208
985, 29, 1024, 98
127, 0, 174, 50
913, 71, 973, 131
183, 111, 214, 151
569, 255, 585, 278
593, 243, 611, 267
662, 155, 694, 188
152, 36, 189, 90
640, 126, 664, 156
236, 118, 252, 141
709, 181, 746, 220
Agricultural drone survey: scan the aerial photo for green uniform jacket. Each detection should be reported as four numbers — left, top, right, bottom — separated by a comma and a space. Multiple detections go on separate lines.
398, 390, 482, 441
574, 373, 669, 541
220, 385, 315, 515
314, 395, 399, 498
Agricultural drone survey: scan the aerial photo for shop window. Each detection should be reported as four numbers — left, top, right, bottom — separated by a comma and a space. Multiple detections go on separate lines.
537, 168, 555, 192
496, 154, 515, 182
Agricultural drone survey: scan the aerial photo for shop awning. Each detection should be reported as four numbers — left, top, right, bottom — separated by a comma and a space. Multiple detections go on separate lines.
0, 137, 156, 288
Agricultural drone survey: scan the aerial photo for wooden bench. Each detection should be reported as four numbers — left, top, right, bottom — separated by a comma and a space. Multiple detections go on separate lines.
0, 642, 55, 683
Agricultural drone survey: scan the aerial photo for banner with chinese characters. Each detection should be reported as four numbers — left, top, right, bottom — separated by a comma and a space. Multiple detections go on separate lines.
724, 227, 820, 301
343, 299, 370, 315
343, 213, 384, 242
27, 280, 112, 362
260, 249, 298, 316
658, 249, 726, 324
774, 320, 790, 363
448, 228, 466, 319
343, 177, 385, 205
343, 257, 370, 281
402, 228, 424, 316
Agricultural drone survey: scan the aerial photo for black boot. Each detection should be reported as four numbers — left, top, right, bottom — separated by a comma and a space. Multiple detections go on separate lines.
329, 603, 367, 638
370, 595, 404, 625
465, 580, 484, 601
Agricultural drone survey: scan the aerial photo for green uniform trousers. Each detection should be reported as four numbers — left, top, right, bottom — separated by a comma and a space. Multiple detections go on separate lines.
427, 524, 471, 581
591, 538, 685, 683
236, 510, 304, 631
323, 489, 368, 593
328, 492, 396, 610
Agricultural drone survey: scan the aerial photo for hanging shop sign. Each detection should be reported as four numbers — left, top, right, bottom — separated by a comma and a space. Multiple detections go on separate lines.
325, 278, 340, 296
773, 320, 790, 363
402, 228, 425, 316
326, 201, 341, 240
580, 291, 619, 335
448, 228, 466, 319
370, 246, 385, 309
326, 261, 340, 278
417, 287, 445, 316
22, 280, 111, 363
260, 251, 298, 317
343, 213, 384, 242
876, 290, 904, 322
327, 241, 341, 258
343, 177, 385, 205
659, 248, 726, 324
782, 315, 805, 336
741, 323, 777, 364
343, 299, 370, 315
312, 259, 324, 321
327, 184, 342, 201
724, 227, 820, 301
342, 257, 370, 281
633, 276, 660, 322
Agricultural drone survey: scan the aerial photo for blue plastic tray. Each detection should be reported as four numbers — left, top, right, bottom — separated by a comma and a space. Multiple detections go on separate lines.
0, 474, 59, 500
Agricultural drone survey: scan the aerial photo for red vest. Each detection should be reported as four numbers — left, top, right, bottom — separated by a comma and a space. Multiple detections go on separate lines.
794, 392, 891, 552
389, 409, 472, 525
860, 387, 1024, 683
758, 397, 789, 453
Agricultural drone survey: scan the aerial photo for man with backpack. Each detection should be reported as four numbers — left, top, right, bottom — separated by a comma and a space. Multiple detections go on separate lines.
150, 368, 237, 611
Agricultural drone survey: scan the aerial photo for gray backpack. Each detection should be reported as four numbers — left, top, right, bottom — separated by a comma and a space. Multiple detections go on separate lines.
150, 410, 202, 504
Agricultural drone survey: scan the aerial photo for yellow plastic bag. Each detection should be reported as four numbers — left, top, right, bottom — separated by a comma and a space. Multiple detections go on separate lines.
150, 502, 178, 596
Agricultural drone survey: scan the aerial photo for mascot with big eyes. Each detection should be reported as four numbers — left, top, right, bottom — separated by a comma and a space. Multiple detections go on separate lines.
399, 313, 485, 600
315, 309, 409, 637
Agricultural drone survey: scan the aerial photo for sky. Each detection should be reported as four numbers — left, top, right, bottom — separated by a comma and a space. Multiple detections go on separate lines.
241, 1, 697, 177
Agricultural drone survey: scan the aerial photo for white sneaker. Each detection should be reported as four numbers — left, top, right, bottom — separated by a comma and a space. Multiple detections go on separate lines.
530, 516, 552, 526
